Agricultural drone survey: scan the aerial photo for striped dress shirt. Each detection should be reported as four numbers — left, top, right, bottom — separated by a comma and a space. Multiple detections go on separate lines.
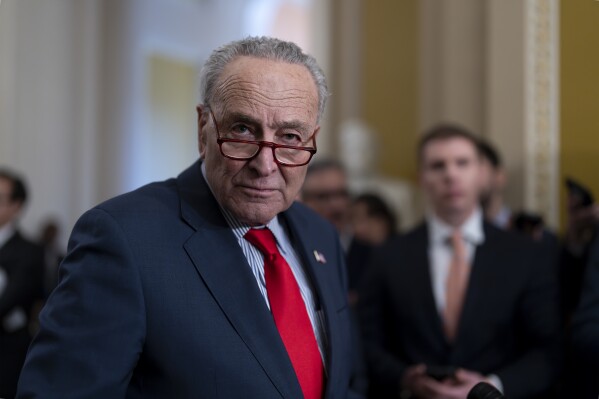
201, 164, 328, 367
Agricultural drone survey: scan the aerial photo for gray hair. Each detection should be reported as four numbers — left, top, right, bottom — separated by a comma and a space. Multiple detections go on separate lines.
199, 36, 329, 122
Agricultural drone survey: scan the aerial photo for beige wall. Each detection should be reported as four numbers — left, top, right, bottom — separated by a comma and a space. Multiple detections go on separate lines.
560, 0, 599, 228
360, 0, 420, 182
346, 0, 563, 227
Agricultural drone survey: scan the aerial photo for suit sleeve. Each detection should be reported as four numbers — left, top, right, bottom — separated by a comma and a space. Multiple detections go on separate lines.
494, 243, 562, 399
17, 208, 146, 399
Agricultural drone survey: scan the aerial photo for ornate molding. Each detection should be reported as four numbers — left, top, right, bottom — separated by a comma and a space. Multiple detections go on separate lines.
524, 0, 560, 227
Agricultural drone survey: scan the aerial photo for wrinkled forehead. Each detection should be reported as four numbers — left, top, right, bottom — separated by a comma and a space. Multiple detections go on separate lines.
211, 56, 319, 118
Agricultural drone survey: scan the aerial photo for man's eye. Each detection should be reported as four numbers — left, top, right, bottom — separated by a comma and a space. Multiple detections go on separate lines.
457, 158, 470, 167
430, 161, 445, 171
280, 133, 302, 145
230, 124, 251, 135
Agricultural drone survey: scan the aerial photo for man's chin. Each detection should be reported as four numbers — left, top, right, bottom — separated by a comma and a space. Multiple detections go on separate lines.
230, 204, 283, 226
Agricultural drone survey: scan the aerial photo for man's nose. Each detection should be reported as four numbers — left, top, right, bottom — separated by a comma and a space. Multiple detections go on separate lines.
445, 164, 460, 179
248, 144, 277, 176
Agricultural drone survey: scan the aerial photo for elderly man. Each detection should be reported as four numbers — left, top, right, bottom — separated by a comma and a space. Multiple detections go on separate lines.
18, 37, 361, 399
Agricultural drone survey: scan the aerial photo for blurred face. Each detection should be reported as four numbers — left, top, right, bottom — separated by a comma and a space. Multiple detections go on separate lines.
478, 157, 495, 205
301, 168, 350, 232
419, 137, 482, 223
198, 56, 320, 226
0, 178, 21, 228
350, 202, 389, 246
478, 157, 506, 207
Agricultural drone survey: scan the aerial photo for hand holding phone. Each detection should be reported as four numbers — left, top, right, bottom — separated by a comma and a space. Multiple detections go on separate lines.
426, 365, 456, 381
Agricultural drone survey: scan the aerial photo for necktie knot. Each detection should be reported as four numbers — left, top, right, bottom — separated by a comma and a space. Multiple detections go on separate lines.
244, 228, 278, 257
449, 230, 462, 246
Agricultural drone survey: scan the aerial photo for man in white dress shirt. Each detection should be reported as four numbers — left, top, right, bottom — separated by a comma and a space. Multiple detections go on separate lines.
358, 125, 561, 399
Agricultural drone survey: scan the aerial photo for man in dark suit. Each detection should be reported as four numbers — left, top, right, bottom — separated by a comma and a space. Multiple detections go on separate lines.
564, 233, 599, 398
0, 169, 44, 399
18, 37, 362, 399
358, 125, 561, 399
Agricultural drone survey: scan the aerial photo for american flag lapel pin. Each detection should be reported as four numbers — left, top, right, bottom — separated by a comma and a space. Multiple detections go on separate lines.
313, 250, 327, 264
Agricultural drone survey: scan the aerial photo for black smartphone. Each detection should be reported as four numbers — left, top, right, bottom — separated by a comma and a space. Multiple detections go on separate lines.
566, 177, 594, 208
426, 365, 456, 381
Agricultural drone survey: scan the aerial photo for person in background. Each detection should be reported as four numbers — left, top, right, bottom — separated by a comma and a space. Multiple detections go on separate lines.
17, 36, 363, 399
477, 140, 511, 230
358, 125, 561, 399
347, 193, 398, 304
350, 193, 398, 247
559, 185, 599, 399
37, 219, 65, 298
301, 159, 352, 249
0, 169, 44, 399
560, 184, 599, 321
478, 139, 559, 260
568, 232, 599, 398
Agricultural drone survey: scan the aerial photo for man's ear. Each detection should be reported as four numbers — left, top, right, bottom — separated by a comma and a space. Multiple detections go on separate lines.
197, 104, 208, 158
7, 201, 23, 222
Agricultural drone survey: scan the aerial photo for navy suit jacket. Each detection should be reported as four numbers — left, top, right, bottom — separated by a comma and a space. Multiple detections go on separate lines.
357, 222, 561, 399
17, 161, 359, 399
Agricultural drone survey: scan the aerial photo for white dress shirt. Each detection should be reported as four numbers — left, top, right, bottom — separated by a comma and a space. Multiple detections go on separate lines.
0, 221, 16, 248
427, 208, 485, 315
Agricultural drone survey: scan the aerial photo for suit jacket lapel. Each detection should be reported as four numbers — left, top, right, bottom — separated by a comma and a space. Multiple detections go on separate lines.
280, 206, 346, 398
453, 223, 496, 354
177, 161, 302, 399
409, 224, 450, 352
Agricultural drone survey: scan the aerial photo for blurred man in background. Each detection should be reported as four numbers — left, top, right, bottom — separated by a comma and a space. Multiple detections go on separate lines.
301, 159, 352, 249
477, 140, 511, 230
568, 232, 599, 398
358, 125, 561, 399
0, 169, 44, 399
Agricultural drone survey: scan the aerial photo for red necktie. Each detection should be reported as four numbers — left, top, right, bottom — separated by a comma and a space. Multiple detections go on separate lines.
443, 230, 470, 341
244, 228, 324, 399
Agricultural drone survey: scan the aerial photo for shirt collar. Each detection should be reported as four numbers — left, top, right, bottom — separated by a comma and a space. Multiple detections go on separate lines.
200, 162, 289, 255
428, 207, 485, 245
0, 222, 16, 248
493, 206, 512, 229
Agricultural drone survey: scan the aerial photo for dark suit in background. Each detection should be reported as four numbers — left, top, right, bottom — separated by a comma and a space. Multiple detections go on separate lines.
563, 234, 599, 398
358, 222, 561, 399
17, 162, 359, 398
0, 231, 44, 398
